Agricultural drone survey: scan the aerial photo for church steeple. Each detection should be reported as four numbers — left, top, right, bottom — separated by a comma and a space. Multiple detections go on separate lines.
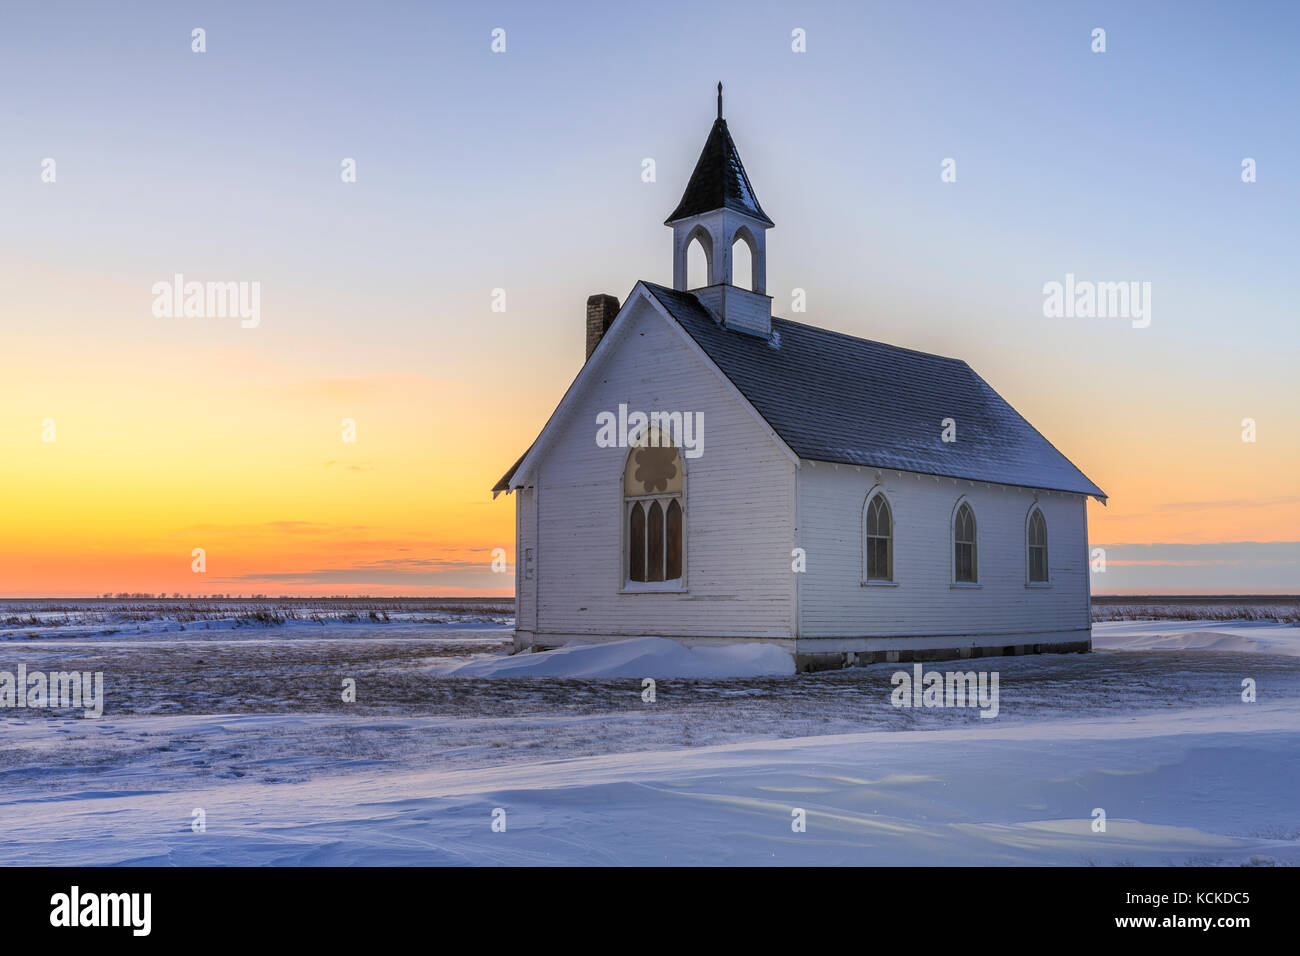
665, 85, 774, 230
666, 85, 774, 337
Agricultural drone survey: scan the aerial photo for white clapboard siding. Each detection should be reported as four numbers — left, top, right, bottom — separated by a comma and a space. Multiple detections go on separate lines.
796, 465, 1089, 638
527, 295, 796, 639
514, 486, 536, 630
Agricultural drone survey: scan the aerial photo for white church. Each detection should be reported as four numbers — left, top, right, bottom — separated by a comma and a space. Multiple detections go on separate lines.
494, 89, 1107, 671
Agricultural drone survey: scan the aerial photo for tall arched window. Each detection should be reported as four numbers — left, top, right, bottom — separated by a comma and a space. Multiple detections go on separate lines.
954, 501, 978, 583
1027, 508, 1049, 583
625, 441, 684, 586
864, 492, 893, 582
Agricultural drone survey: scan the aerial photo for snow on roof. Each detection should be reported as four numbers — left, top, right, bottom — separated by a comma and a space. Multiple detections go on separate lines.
643, 282, 1106, 499
494, 283, 1106, 500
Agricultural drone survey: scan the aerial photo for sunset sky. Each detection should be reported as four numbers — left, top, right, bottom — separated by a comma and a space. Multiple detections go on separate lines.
2, 1, 1296, 596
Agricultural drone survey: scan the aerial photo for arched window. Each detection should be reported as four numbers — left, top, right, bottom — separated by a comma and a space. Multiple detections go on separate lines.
864, 492, 893, 581
1027, 508, 1049, 583
685, 227, 712, 289
625, 440, 684, 585
731, 235, 753, 291
732, 225, 761, 292
954, 501, 977, 583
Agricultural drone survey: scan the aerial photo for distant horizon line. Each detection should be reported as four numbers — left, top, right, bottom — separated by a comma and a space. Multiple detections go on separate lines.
1, 592, 1296, 601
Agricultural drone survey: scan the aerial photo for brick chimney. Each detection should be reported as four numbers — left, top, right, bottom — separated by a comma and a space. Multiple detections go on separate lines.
585, 294, 620, 359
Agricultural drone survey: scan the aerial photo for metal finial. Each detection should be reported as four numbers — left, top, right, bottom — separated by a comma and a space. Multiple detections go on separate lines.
717, 82, 723, 119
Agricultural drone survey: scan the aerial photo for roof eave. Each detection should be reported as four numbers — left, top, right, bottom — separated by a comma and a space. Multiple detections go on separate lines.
663, 203, 774, 229
794, 455, 1106, 501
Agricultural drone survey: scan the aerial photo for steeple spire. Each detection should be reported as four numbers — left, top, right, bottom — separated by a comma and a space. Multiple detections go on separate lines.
665, 86, 774, 326
664, 87, 773, 228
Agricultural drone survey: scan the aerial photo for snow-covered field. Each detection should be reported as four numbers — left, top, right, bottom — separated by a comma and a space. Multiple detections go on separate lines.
0, 602, 1295, 866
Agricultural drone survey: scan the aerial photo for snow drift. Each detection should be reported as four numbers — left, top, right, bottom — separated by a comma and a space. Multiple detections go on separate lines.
1093, 620, 1300, 657
431, 636, 796, 678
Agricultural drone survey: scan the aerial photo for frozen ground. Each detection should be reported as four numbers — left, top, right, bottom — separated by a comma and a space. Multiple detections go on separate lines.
0, 602, 1295, 865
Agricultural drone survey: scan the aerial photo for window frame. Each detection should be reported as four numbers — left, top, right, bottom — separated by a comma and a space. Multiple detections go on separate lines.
861, 487, 897, 586
950, 498, 980, 587
1025, 504, 1052, 587
621, 442, 687, 593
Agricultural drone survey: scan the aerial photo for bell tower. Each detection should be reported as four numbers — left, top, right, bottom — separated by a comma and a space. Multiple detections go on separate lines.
665, 84, 774, 336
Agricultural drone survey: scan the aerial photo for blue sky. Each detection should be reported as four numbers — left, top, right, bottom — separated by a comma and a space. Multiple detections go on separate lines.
2, 0, 1296, 594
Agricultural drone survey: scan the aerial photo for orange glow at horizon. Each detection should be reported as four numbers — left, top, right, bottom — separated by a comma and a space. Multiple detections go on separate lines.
2, 261, 1295, 598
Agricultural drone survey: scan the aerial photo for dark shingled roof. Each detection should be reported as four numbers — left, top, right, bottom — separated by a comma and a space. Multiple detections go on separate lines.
492, 446, 530, 495
493, 283, 1105, 498
642, 282, 1106, 498
665, 118, 774, 227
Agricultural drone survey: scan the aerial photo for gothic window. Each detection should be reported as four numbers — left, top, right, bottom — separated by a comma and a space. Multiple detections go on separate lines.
1028, 508, 1049, 583
954, 501, 978, 583
625, 442, 684, 585
864, 492, 893, 582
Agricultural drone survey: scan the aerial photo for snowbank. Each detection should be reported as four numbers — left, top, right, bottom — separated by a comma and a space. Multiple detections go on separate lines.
3, 702, 1296, 866
1093, 620, 1300, 657
431, 636, 795, 678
